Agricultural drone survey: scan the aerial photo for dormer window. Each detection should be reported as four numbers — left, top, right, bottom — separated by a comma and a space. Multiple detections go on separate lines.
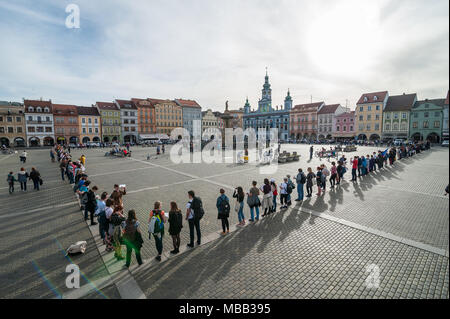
364, 97, 368, 102
28, 107, 34, 112
374, 96, 378, 101
44, 107, 49, 113
36, 107, 42, 112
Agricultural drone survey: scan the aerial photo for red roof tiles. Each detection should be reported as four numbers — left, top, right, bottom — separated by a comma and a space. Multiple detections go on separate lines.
96, 102, 119, 110
357, 91, 388, 105
317, 104, 341, 115
174, 99, 201, 108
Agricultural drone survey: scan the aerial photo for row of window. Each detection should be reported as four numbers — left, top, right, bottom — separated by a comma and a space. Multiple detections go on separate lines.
318, 127, 332, 133
28, 126, 53, 133
336, 126, 354, 132
27, 107, 50, 113
56, 128, 78, 134
0, 116, 22, 123
411, 121, 440, 129
81, 118, 99, 124
290, 125, 316, 131
359, 114, 380, 121
157, 115, 181, 120
103, 127, 120, 134
102, 111, 119, 117
123, 127, 136, 132
385, 123, 408, 131
123, 112, 136, 117
55, 117, 77, 124
27, 116, 52, 122
359, 105, 381, 112
336, 118, 353, 123
0, 127, 23, 133
203, 121, 217, 127
413, 112, 441, 118
358, 124, 380, 131
290, 117, 316, 123
385, 113, 407, 120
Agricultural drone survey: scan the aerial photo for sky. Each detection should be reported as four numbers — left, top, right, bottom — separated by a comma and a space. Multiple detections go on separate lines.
0, 0, 448, 111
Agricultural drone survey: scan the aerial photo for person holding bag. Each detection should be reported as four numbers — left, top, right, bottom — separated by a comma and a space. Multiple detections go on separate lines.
168, 202, 183, 254
247, 181, 261, 222
149, 201, 166, 261
216, 189, 230, 235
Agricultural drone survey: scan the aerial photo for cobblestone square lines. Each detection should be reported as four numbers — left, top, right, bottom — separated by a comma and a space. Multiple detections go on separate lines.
134, 209, 449, 299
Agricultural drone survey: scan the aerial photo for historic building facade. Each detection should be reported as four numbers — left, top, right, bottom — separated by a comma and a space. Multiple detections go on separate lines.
77, 106, 101, 144
229, 108, 244, 129
202, 109, 219, 140
243, 72, 292, 141
24, 99, 55, 147
409, 99, 446, 143
0, 101, 26, 147
52, 104, 79, 145
289, 102, 324, 141
355, 91, 389, 141
96, 102, 121, 143
382, 93, 417, 141
443, 91, 449, 141
148, 98, 183, 137
175, 99, 202, 137
333, 111, 356, 141
317, 104, 347, 140
115, 100, 139, 143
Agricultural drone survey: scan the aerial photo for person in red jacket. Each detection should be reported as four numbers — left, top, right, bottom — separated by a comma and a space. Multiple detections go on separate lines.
351, 156, 359, 182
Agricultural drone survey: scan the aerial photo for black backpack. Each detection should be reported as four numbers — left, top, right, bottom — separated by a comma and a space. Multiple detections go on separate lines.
219, 197, 230, 218
192, 197, 204, 221
300, 173, 306, 184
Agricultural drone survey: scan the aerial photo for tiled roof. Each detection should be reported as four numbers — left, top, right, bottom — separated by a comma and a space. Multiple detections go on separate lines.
77, 106, 100, 116
335, 111, 355, 118
52, 104, 78, 115
174, 99, 201, 108
292, 102, 324, 112
24, 100, 52, 112
357, 91, 388, 105
384, 93, 417, 112
131, 98, 154, 108
317, 104, 341, 115
445, 91, 449, 106
96, 102, 119, 110
147, 98, 169, 107
115, 99, 137, 110
413, 99, 446, 108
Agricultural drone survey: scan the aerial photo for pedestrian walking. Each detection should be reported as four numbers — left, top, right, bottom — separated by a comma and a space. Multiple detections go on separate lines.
168, 202, 183, 254
7, 172, 15, 194
330, 162, 337, 188
216, 189, 230, 234
29, 167, 41, 191
309, 145, 314, 160
123, 210, 144, 268
351, 157, 358, 181
149, 201, 166, 261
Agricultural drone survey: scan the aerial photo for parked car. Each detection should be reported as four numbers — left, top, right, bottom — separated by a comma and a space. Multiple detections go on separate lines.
442, 140, 449, 147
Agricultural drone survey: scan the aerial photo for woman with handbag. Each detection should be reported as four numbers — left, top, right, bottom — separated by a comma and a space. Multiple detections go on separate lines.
168, 201, 183, 254
233, 186, 246, 226
122, 210, 143, 268
247, 181, 261, 222
216, 189, 230, 235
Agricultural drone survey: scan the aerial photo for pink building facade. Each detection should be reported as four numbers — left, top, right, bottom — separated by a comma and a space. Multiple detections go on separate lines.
333, 111, 356, 140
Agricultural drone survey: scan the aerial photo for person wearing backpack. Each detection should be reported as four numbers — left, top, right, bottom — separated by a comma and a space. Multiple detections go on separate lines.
295, 168, 306, 201
7, 172, 15, 194
111, 206, 126, 260
186, 190, 202, 248
233, 187, 246, 226
168, 201, 183, 254
123, 210, 143, 268
149, 201, 166, 261
247, 181, 261, 222
216, 189, 230, 235
85, 185, 98, 226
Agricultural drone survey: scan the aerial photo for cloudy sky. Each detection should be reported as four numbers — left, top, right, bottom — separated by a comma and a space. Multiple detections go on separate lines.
0, 0, 448, 111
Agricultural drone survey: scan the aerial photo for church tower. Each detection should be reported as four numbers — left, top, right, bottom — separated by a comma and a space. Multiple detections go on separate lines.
258, 69, 272, 113
244, 97, 251, 114
284, 89, 293, 111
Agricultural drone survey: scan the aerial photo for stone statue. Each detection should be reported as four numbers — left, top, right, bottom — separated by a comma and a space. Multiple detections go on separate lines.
225, 100, 229, 112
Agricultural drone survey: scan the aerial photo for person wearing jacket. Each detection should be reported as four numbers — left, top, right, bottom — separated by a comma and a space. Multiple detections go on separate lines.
247, 181, 260, 222
17, 168, 29, 191
168, 201, 183, 253
85, 184, 98, 226
7, 172, 15, 194
123, 210, 143, 268
216, 189, 230, 235
29, 167, 41, 191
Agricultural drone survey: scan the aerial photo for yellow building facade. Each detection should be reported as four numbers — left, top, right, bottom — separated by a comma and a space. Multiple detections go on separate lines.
355, 91, 389, 141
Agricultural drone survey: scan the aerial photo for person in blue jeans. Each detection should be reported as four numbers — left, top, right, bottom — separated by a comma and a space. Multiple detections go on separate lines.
295, 168, 306, 201
233, 187, 245, 226
247, 181, 260, 222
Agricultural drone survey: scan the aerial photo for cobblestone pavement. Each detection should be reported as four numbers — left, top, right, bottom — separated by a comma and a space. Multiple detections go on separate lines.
0, 144, 448, 298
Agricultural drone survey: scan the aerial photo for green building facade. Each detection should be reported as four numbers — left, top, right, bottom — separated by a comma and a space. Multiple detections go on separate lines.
409, 99, 446, 143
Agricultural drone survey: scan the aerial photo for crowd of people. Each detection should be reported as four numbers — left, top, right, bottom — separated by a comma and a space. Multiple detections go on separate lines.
6, 139, 441, 269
